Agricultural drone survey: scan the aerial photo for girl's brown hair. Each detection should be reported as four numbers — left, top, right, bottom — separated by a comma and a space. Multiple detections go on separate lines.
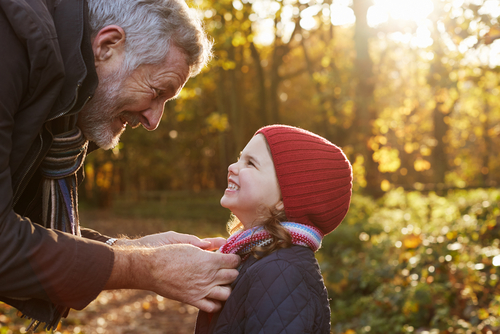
227, 207, 292, 259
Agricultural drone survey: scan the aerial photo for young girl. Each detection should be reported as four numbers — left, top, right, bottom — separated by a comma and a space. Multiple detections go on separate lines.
195, 124, 352, 334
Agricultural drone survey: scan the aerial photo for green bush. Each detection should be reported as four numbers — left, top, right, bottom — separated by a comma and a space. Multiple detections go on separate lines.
320, 188, 500, 334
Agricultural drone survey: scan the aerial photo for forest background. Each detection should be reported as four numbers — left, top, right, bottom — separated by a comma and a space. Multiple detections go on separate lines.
2, 0, 500, 333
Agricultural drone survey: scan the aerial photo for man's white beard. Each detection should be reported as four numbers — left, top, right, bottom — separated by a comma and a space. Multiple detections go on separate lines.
77, 70, 127, 150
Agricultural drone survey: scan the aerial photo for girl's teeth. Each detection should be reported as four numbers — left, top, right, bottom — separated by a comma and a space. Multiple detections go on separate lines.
228, 183, 239, 190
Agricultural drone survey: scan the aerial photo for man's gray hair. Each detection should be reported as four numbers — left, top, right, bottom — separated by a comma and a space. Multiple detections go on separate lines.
87, 0, 213, 76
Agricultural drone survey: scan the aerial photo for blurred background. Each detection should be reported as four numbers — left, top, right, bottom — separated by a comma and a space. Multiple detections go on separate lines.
2, 0, 500, 333
82, 0, 500, 201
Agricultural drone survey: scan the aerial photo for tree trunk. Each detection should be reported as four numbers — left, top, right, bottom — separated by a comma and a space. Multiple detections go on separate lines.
431, 90, 449, 186
352, 0, 382, 196
227, 45, 244, 151
482, 98, 491, 186
250, 42, 269, 126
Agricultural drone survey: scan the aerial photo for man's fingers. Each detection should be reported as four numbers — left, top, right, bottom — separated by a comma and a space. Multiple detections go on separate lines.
213, 268, 239, 286
214, 252, 241, 269
206, 285, 232, 302
184, 236, 212, 248
200, 237, 227, 250
191, 298, 222, 313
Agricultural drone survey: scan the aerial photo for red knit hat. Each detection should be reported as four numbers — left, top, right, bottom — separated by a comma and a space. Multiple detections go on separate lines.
255, 125, 352, 235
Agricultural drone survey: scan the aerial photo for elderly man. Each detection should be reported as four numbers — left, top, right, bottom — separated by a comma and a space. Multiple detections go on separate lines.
0, 0, 239, 330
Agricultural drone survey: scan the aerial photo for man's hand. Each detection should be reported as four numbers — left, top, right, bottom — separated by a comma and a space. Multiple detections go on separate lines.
115, 231, 226, 251
104, 243, 240, 313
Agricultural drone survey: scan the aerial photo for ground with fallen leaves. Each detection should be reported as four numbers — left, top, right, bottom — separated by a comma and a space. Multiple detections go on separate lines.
64, 290, 198, 334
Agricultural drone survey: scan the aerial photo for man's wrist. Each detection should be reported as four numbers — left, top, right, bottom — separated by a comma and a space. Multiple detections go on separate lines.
104, 246, 155, 291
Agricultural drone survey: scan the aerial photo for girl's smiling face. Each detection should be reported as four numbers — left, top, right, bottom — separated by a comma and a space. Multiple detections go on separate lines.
220, 134, 283, 229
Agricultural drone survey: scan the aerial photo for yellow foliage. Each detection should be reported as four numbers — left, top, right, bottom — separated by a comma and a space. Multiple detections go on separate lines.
414, 158, 431, 172
375, 135, 387, 145
478, 308, 490, 320
334, 87, 342, 97
402, 300, 419, 315
221, 60, 236, 70
206, 112, 229, 132
232, 32, 247, 47
176, 113, 186, 122
380, 124, 389, 134
484, 25, 500, 44
343, 100, 354, 116
373, 147, 401, 173
404, 143, 414, 154
420, 146, 431, 156
403, 234, 422, 249
330, 278, 349, 294
449, 71, 458, 81
352, 155, 367, 189
321, 56, 330, 68
179, 88, 198, 99
96, 162, 113, 189
103, 162, 113, 172
381, 179, 391, 191
399, 251, 413, 263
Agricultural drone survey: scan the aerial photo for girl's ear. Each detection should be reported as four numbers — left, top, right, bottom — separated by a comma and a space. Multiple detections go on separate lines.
275, 200, 284, 211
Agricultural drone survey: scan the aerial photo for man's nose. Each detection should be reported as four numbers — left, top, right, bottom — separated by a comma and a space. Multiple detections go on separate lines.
140, 101, 165, 131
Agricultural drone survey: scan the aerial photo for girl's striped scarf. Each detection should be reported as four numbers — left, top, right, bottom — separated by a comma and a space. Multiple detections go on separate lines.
219, 222, 324, 258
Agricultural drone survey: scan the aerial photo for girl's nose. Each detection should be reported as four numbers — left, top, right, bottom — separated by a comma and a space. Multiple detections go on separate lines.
228, 162, 238, 175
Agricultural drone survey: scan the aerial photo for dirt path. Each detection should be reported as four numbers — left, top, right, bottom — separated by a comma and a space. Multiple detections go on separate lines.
64, 290, 198, 334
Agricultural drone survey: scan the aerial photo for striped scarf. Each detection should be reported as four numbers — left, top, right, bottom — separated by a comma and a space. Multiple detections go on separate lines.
26, 126, 88, 331
40, 126, 88, 235
219, 222, 324, 259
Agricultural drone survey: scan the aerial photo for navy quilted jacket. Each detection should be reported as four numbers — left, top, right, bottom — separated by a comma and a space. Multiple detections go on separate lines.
195, 245, 331, 333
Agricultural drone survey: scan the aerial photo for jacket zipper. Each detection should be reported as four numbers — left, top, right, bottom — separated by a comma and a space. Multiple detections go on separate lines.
47, 83, 81, 121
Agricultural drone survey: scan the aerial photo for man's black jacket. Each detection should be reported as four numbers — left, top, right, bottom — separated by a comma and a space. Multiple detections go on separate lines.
0, 0, 114, 324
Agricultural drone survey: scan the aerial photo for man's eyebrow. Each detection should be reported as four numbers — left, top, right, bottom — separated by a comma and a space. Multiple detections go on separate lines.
158, 82, 180, 99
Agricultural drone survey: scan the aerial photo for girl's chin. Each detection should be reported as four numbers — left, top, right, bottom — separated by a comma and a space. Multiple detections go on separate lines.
220, 197, 231, 209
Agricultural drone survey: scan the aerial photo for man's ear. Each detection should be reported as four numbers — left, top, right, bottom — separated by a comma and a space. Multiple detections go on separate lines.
92, 25, 126, 67
275, 200, 284, 211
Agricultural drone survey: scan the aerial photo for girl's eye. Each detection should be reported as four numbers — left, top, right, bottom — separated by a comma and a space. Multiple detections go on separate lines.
247, 160, 255, 167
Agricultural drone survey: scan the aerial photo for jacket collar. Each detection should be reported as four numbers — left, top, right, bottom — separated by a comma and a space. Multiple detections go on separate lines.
49, 0, 98, 120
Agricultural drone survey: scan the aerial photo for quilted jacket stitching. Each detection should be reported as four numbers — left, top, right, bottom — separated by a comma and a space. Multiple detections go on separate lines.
196, 246, 330, 334
246, 251, 314, 332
